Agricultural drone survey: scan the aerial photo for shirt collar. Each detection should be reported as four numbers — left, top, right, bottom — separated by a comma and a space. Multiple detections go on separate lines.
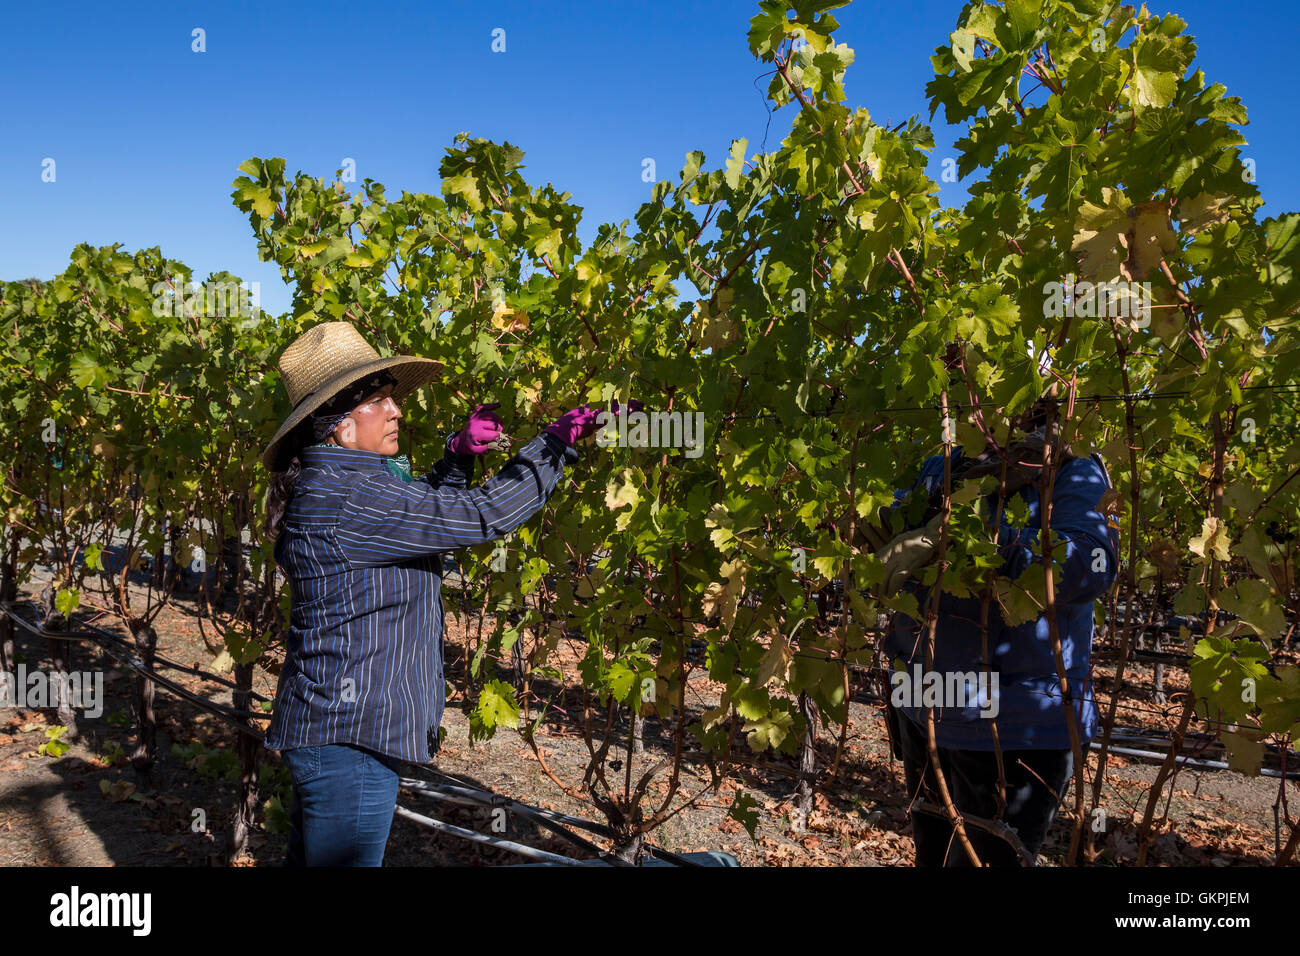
300, 443, 391, 475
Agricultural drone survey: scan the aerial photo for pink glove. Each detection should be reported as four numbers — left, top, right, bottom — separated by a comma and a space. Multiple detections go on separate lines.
544, 399, 643, 446
543, 404, 600, 447
451, 403, 510, 455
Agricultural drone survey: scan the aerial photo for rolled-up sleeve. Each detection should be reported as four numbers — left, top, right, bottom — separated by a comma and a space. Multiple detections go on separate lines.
337, 433, 576, 566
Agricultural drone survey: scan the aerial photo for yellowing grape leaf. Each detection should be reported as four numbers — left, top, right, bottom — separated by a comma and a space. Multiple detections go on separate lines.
298, 239, 329, 259
1122, 201, 1179, 281
1188, 517, 1231, 563
754, 632, 792, 688
516, 382, 540, 408
604, 468, 639, 510
705, 504, 738, 551
701, 692, 732, 733
702, 558, 748, 630
743, 711, 794, 751
1177, 193, 1232, 234
695, 288, 736, 350
91, 432, 117, 459
1072, 191, 1130, 281
490, 303, 529, 331
1073, 193, 1178, 284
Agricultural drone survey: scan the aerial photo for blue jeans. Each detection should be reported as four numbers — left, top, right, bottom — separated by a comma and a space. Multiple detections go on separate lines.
281, 743, 404, 867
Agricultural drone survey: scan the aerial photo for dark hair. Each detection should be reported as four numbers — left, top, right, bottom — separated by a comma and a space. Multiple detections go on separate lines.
263, 420, 315, 540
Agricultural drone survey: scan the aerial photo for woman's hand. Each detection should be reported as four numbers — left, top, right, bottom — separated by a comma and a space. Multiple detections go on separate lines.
544, 399, 643, 447
451, 403, 511, 455
543, 404, 599, 447
878, 513, 944, 595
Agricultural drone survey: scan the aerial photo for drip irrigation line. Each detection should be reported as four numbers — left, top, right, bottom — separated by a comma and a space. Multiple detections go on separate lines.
397, 777, 625, 864
400, 772, 699, 867
392, 804, 580, 865
1093, 646, 1191, 667
843, 662, 1299, 741
1101, 744, 1300, 780
407, 767, 704, 867
422, 772, 615, 837
843, 683, 1300, 777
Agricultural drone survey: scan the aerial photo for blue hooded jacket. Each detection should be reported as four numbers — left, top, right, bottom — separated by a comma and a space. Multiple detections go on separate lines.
883, 449, 1120, 750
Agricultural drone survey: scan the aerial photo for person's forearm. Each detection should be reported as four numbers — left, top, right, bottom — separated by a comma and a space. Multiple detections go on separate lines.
422, 433, 477, 490
997, 525, 1116, 603
339, 434, 574, 565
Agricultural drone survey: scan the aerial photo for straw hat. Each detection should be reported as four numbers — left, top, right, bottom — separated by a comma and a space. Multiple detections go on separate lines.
261, 321, 442, 472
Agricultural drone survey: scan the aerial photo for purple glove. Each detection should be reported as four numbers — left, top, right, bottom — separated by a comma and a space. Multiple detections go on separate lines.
544, 399, 643, 446
451, 403, 510, 455
543, 404, 600, 447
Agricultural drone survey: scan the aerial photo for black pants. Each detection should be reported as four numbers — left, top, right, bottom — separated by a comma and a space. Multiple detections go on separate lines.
887, 703, 1073, 866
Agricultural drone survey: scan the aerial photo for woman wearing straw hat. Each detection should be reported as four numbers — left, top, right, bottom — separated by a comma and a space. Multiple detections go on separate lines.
260, 320, 606, 866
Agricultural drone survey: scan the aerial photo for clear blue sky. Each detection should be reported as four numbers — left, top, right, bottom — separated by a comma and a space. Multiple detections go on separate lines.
5, 1, 1297, 317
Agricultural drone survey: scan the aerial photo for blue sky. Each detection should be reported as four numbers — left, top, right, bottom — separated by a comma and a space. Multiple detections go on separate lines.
4, 0, 1297, 317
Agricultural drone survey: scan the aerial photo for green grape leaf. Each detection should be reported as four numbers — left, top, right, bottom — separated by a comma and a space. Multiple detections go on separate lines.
727, 790, 761, 841
469, 679, 520, 742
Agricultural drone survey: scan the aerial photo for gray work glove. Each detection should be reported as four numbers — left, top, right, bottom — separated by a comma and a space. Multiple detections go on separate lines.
877, 513, 944, 595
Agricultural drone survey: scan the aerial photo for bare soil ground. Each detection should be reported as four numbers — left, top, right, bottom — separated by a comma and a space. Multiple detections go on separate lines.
1, 566, 1293, 867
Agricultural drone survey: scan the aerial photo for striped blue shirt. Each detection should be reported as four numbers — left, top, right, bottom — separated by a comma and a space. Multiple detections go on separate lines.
263, 432, 577, 763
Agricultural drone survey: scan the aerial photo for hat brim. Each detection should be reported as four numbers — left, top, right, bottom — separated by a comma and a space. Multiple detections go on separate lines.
261, 355, 442, 472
